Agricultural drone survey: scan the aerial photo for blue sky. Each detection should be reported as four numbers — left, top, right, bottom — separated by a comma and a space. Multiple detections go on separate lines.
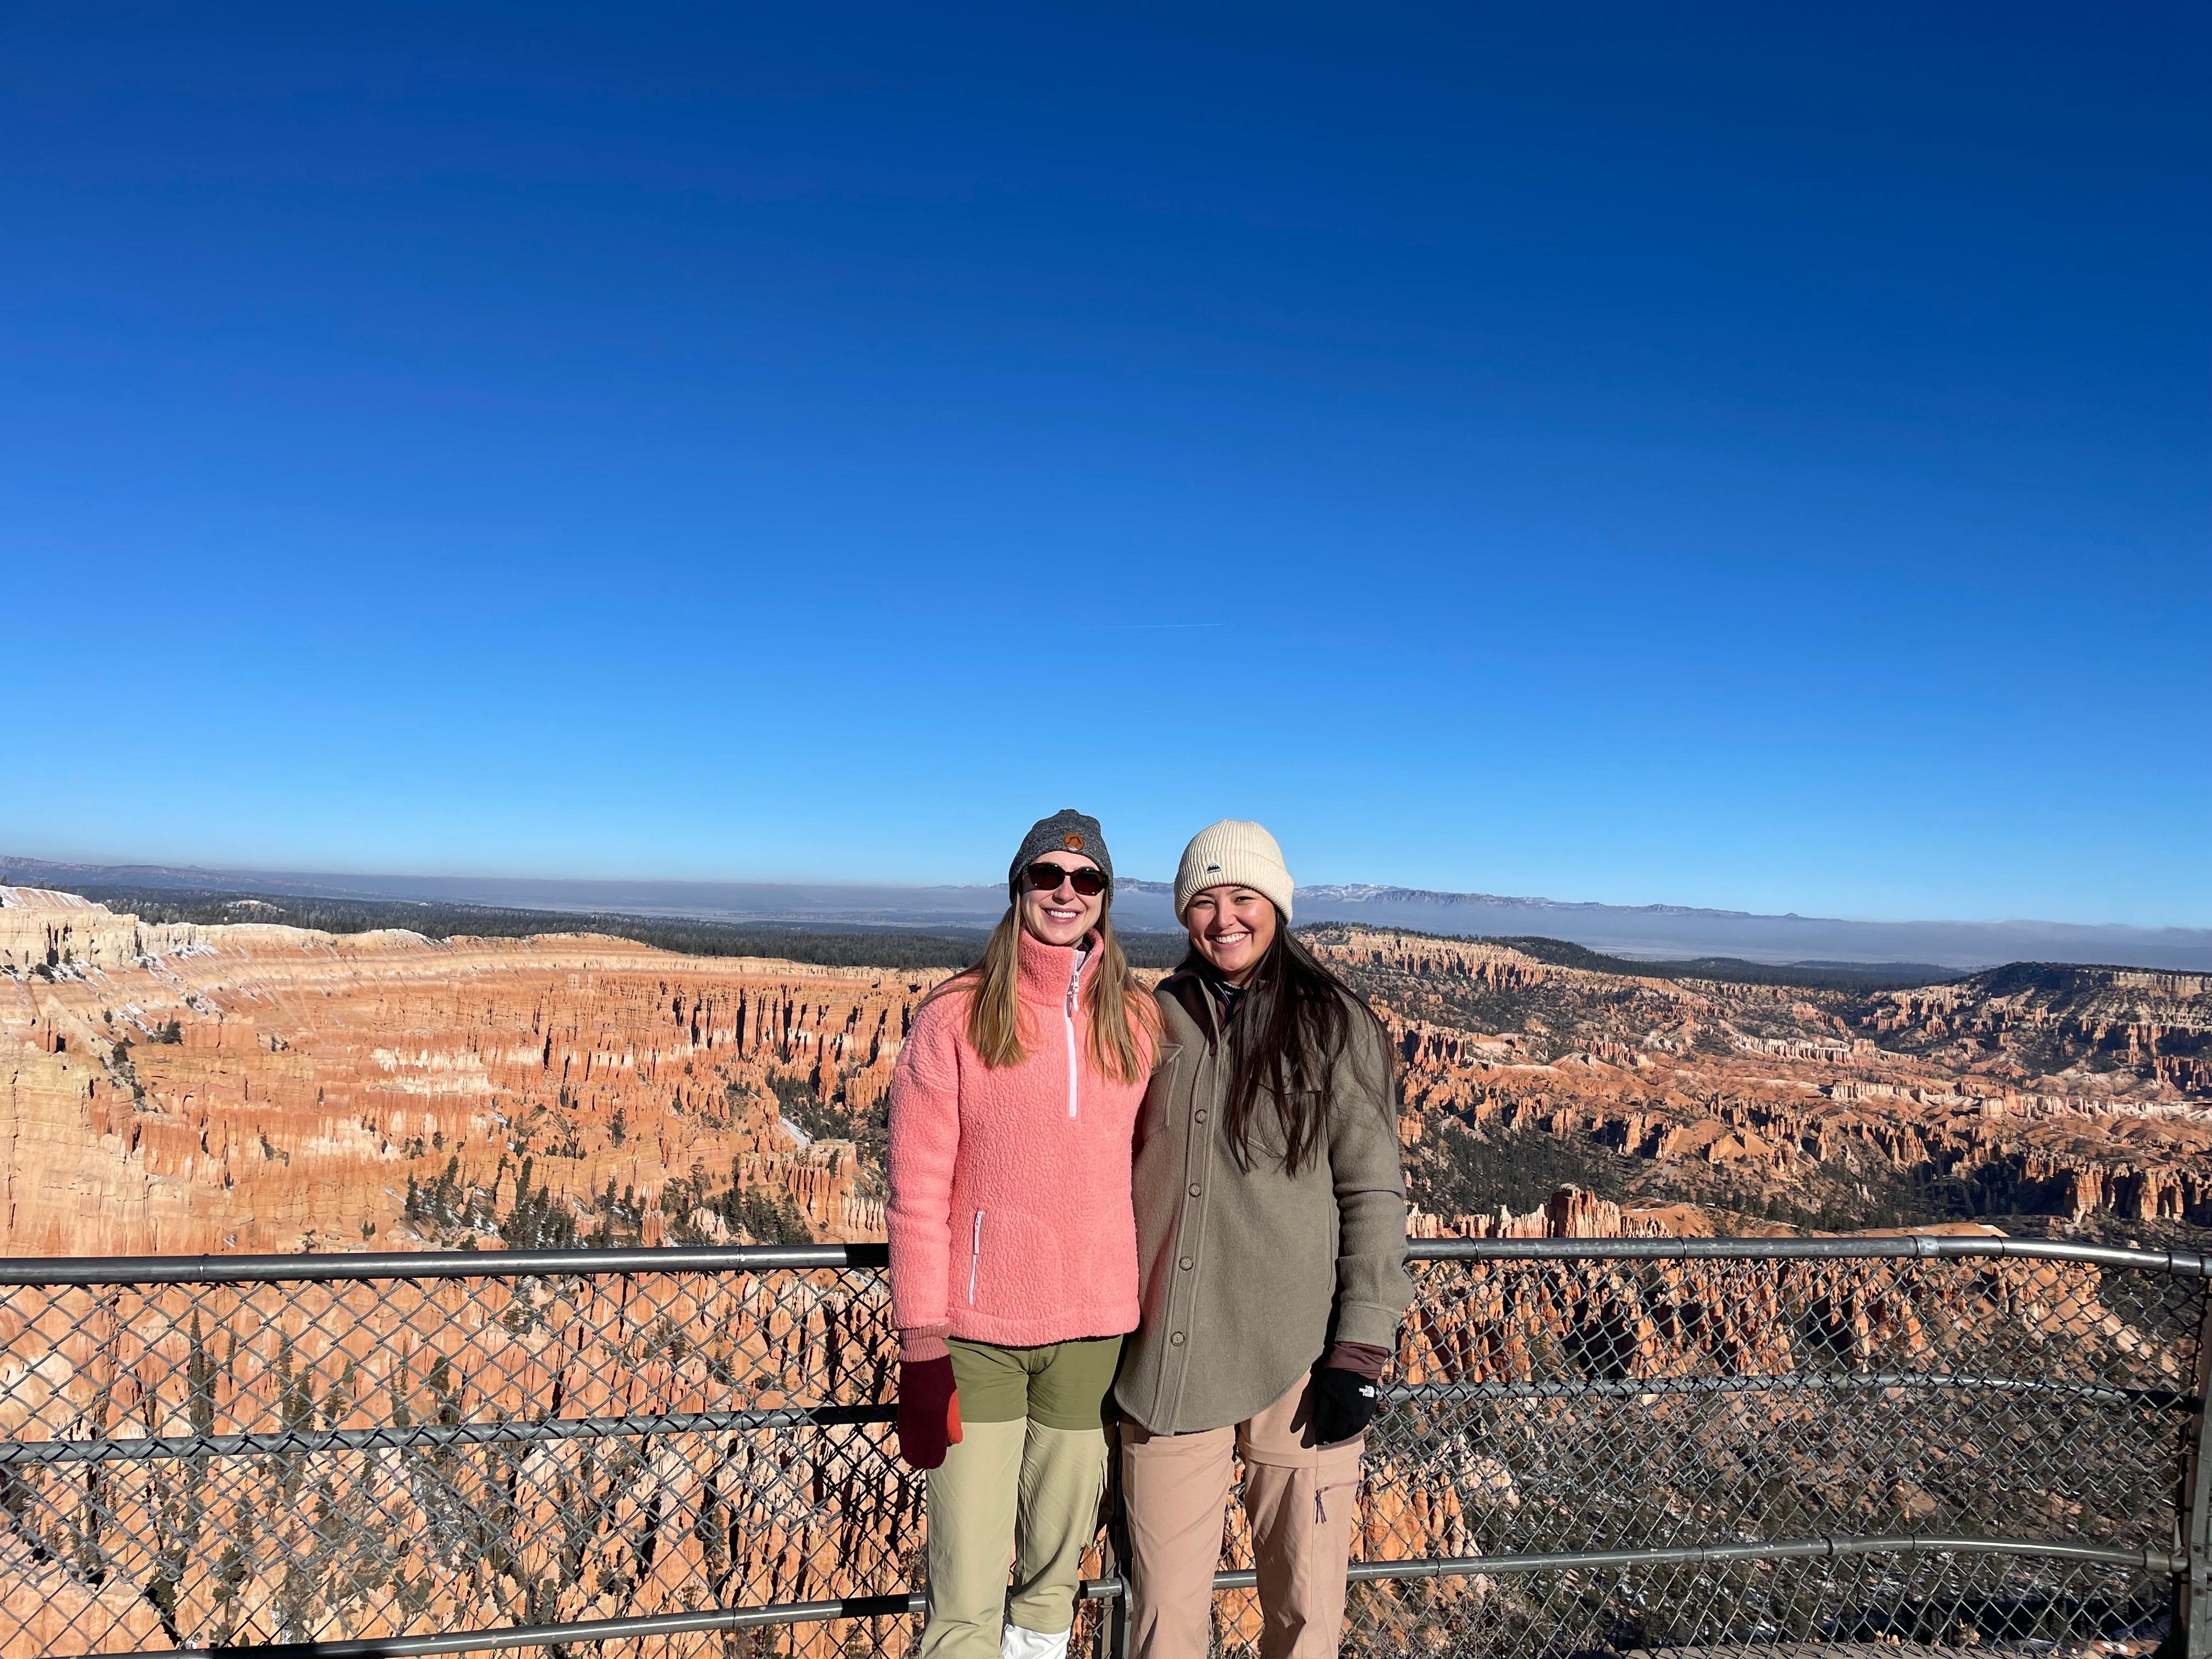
4, 3, 2205, 925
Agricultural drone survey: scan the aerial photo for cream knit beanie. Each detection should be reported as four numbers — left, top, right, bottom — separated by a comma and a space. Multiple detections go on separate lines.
1174, 820, 1296, 922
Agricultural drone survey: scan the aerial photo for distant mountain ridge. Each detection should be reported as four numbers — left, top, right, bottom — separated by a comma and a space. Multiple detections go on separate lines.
1296, 882, 1751, 919
5, 854, 2206, 971
1128, 877, 1758, 922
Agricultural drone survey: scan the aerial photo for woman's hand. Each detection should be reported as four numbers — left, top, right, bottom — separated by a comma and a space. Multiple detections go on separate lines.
896, 1355, 964, 1469
1310, 1366, 1382, 1444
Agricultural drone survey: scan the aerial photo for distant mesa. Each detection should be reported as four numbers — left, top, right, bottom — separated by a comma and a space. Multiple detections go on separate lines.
4, 853, 2207, 970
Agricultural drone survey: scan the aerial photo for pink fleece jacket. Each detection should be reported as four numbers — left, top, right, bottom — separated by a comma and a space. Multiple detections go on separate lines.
886, 930, 1151, 1351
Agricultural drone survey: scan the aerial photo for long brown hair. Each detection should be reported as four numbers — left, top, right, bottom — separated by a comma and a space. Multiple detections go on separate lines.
1200, 916, 1390, 1175
926, 902, 1158, 1086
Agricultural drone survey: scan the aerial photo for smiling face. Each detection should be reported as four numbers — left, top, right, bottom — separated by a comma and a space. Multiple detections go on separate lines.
1017, 852, 1107, 948
1183, 885, 1279, 985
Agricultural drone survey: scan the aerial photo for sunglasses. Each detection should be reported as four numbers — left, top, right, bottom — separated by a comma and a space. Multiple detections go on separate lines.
1021, 861, 1110, 897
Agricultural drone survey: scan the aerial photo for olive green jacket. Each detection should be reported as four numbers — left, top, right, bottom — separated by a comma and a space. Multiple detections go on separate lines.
1113, 970, 1412, 1435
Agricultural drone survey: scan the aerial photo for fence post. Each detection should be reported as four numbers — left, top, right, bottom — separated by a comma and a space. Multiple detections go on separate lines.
1100, 1421, 1131, 1659
2181, 1279, 2212, 1657
1103, 1569, 1131, 1659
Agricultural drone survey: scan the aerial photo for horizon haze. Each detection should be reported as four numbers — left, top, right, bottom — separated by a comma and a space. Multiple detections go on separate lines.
9, 853, 2209, 971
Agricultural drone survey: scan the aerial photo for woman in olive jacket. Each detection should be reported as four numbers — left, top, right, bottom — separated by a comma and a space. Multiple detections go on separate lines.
1115, 819, 1414, 1659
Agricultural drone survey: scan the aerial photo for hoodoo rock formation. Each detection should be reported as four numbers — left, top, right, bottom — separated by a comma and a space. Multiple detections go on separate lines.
7, 892, 2210, 1259
1, 887, 941, 1257
1, 893, 2201, 1658
1306, 927, 2212, 1237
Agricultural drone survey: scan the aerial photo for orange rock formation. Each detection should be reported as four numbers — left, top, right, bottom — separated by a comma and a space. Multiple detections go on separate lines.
2, 887, 940, 1257
1308, 927, 2212, 1235
2, 894, 2198, 1657
7, 893, 2209, 1260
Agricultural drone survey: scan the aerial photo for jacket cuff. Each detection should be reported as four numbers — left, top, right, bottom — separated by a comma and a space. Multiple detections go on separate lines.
1332, 1300, 1403, 1352
1323, 1340, 1391, 1380
900, 1325, 952, 1363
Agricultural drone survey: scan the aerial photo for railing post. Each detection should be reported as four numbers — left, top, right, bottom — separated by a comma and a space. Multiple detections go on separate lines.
2181, 1278, 2212, 1657
1103, 1568, 1131, 1659
1101, 1422, 1132, 1659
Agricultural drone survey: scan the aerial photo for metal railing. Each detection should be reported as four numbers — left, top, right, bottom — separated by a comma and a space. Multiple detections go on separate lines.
1, 1236, 2206, 1658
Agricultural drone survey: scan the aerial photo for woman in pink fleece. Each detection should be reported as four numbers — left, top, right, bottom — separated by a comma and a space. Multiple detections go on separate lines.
887, 808, 1158, 1659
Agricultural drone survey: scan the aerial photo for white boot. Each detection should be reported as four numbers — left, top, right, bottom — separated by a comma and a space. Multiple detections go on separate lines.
1000, 1623, 1073, 1659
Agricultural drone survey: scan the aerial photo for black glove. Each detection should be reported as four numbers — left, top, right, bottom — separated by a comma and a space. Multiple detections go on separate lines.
1310, 1365, 1382, 1444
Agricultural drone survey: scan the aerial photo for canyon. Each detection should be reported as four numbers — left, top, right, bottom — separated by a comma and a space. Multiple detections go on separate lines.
5, 889, 2209, 1261
0, 887, 923, 1258
1301, 927, 2212, 1241
2, 888, 2202, 1658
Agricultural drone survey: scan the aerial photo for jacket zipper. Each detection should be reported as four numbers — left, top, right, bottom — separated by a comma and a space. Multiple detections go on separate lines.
968, 1210, 984, 1305
1063, 948, 1085, 1119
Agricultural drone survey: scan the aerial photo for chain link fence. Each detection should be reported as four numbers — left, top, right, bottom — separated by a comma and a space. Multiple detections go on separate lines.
1, 1237, 2204, 1659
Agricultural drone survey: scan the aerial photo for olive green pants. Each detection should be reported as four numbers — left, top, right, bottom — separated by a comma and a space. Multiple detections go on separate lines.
920, 1336, 1123, 1659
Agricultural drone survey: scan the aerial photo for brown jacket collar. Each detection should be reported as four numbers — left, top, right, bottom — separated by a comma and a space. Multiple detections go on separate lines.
1158, 964, 1225, 1049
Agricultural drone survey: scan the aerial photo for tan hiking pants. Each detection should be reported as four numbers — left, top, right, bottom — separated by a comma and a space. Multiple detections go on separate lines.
1120, 1374, 1365, 1659
919, 1338, 1120, 1659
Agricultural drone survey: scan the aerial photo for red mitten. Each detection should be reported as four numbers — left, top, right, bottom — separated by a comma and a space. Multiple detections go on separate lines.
896, 1355, 963, 1469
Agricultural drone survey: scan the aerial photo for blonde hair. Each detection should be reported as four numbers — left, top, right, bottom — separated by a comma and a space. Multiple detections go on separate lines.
927, 903, 1158, 1086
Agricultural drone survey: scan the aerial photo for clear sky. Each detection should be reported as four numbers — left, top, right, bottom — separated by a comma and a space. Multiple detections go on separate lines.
4, 4, 2205, 925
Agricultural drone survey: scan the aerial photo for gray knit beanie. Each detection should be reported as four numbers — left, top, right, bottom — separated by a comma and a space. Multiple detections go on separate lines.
1008, 808, 1113, 899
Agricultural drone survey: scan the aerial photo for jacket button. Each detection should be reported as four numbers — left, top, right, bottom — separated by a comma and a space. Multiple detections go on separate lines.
1169, 1332, 1185, 1346
1178, 1256, 1193, 1271
1187, 1184, 1202, 1198
1194, 1109, 1209, 1123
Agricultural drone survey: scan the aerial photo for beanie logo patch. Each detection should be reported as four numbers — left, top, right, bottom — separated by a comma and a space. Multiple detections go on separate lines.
1206, 863, 1221, 874
1063, 832, 1086, 852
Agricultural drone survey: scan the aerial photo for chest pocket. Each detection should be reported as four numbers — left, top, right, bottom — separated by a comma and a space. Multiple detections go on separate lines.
1142, 1044, 1184, 1141
1244, 1086, 1326, 1171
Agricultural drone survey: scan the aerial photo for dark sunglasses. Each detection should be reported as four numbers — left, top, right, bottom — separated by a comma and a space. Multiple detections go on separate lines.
1021, 861, 1109, 897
